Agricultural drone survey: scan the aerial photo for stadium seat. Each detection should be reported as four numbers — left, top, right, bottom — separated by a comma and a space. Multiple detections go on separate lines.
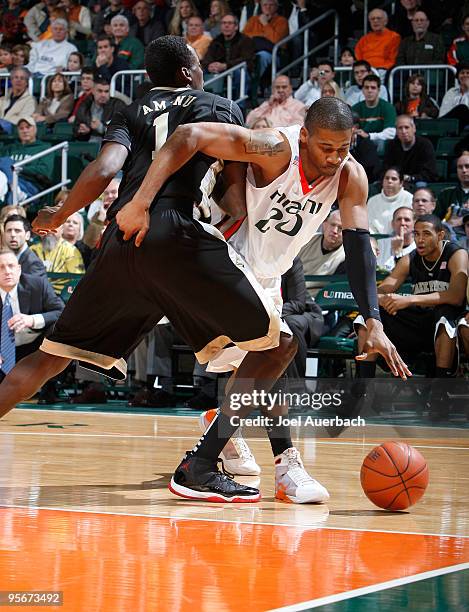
52, 122, 75, 140
436, 137, 460, 158
67, 141, 100, 160
435, 159, 448, 181
415, 118, 459, 138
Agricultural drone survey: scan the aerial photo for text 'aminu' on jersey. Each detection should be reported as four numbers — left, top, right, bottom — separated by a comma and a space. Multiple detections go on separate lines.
103, 88, 244, 219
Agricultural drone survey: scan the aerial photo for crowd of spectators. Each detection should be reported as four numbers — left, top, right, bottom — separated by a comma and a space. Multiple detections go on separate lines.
0, 0, 468, 407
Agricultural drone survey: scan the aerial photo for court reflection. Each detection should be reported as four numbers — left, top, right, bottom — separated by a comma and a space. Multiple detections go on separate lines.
0, 508, 468, 612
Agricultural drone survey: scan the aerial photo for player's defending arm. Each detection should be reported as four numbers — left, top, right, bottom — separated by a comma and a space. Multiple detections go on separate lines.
338, 159, 411, 379
117, 123, 291, 245
211, 162, 248, 220
32, 143, 128, 235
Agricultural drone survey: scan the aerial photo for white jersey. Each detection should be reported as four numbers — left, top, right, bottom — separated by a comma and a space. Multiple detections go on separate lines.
228, 124, 349, 279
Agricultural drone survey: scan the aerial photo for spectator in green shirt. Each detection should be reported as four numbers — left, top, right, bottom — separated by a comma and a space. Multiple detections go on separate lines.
352, 74, 396, 153
111, 14, 144, 70
0, 116, 54, 205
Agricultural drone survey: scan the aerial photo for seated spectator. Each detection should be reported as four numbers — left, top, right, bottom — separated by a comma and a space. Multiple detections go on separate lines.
354, 215, 468, 406
396, 10, 445, 65
87, 176, 120, 224
447, 13, 469, 66
438, 62, 469, 127
368, 167, 413, 235
204, 0, 230, 39
111, 15, 144, 70
66, 50, 84, 73
30, 223, 85, 293
383, 114, 438, 188
0, 117, 53, 204
94, 35, 129, 83
60, 210, 98, 269
0, 0, 27, 45
246, 74, 306, 128
33, 73, 74, 127
3, 214, 47, 277
92, 0, 133, 39
167, 0, 198, 37
0, 204, 25, 248
349, 111, 381, 182
377, 206, 416, 271
73, 77, 125, 142
202, 13, 255, 97
391, 0, 421, 38
130, 0, 165, 46
394, 74, 439, 119
352, 75, 397, 152
339, 46, 355, 67
354, 8, 401, 72
439, 154, 469, 233
337, 47, 355, 89
24, 0, 61, 42
68, 66, 94, 124
0, 204, 25, 227
11, 45, 30, 68
250, 116, 272, 129
299, 209, 345, 299
344, 60, 389, 106
321, 80, 344, 100
0, 249, 64, 383
294, 60, 335, 108
0, 67, 36, 134
243, 0, 288, 80
281, 256, 324, 379
413, 187, 437, 218
61, 0, 92, 40
0, 43, 13, 72
27, 18, 78, 76
185, 16, 212, 61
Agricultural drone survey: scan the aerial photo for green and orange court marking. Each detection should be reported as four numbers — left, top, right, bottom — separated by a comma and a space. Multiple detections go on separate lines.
0, 506, 467, 611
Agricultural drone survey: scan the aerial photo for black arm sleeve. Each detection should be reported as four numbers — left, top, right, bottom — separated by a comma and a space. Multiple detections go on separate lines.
342, 228, 381, 322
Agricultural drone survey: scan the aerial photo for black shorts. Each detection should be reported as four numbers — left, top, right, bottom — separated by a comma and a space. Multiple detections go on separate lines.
379, 305, 463, 359
41, 205, 280, 379
355, 305, 464, 371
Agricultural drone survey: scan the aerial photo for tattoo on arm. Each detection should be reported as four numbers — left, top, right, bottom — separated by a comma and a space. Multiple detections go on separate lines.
244, 132, 286, 156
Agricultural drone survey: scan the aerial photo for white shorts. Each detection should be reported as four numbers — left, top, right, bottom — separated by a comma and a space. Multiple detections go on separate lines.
207, 274, 292, 373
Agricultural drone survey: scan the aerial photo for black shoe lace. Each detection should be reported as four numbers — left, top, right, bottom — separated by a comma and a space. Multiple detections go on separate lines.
217, 458, 235, 480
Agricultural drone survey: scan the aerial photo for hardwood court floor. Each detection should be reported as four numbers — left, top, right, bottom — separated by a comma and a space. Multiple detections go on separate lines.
0, 409, 467, 611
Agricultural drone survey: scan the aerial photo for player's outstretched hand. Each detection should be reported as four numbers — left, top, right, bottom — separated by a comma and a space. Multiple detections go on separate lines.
356, 319, 412, 380
32, 205, 65, 236
116, 200, 150, 247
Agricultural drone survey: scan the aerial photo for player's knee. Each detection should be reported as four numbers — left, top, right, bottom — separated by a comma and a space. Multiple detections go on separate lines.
277, 333, 298, 364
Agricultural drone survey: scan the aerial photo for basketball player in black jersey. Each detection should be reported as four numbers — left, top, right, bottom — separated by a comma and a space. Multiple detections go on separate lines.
0, 36, 302, 503
355, 214, 468, 381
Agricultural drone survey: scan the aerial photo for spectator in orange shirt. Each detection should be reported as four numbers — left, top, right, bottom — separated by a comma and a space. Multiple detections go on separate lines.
354, 8, 401, 73
243, 0, 288, 79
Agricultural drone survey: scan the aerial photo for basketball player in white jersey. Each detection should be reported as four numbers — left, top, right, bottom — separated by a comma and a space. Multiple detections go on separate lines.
117, 97, 411, 503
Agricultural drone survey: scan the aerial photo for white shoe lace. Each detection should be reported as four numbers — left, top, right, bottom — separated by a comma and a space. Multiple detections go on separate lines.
284, 449, 316, 486
230, 436, 254, 460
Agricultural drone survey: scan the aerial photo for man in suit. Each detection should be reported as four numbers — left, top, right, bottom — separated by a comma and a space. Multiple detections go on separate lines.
0, 249, 63, 383
3, 214, 47, 277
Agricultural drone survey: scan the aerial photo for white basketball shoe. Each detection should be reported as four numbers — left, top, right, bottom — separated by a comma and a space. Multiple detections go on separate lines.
199, 409, 261, 476
275, 447, 330, 504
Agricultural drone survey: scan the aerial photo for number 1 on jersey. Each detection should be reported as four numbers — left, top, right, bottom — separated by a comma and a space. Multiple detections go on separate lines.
152, 114, 169, 159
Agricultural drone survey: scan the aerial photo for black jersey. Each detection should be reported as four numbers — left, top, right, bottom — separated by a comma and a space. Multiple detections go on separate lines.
410, 241, 463, 297
103, 87, 244, 219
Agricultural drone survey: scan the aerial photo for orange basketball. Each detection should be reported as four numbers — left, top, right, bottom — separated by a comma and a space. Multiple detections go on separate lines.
360, 441, 429, 510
